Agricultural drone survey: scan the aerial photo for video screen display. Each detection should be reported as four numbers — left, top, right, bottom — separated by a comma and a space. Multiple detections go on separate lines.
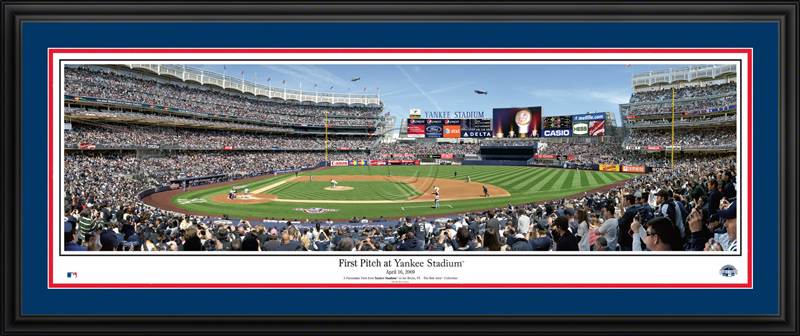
491, 107, 542, 138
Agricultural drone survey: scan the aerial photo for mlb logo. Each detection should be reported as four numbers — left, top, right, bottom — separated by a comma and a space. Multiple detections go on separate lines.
67, 272, 77, 278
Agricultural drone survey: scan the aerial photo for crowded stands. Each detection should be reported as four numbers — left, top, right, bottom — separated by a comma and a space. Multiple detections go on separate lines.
66, 123, 376, 149
64, 67, 382, 126
624, 127, 736, 149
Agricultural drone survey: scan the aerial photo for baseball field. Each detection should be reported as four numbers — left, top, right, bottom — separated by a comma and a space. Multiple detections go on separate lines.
158, 165, 638, 220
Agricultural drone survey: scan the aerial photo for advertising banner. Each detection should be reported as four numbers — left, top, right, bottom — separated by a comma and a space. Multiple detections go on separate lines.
440, 154, 454, 159
169, 183, 180, 190
443, 125, 461, 138
625, 146, 641, 150
665, 145, 682, 150
424, 124, 443, 138
78, 143, 96, 149
349, 160, 367, 166
387, 160, 402, 164
622, 165, 646, 173
380, 154, 391, 157
223, 146, 234, 150
589, 120, 606, 136
542, 129, 572, 137
534, 154, 557, 159
407, 124, 425, 138
460, 130, 493, 138
646, 146, 662, 150
599, 164, 621, 172
572, 113, 606, 121
330, 161, 349, 166
339, 147, 351, 150
369, 160, 387, 166
492, 106, 542, 138
572, 122, 589, 136
566, 155, 578, 160
409, 109, 421, 118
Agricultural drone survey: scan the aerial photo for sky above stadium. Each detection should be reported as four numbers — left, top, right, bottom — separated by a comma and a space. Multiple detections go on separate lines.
191, 63, 688, 133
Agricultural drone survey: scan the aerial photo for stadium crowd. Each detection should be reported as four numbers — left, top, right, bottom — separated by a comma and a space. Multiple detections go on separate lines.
372, 142, 480, 155
66, 123, 376, 149
626, 96, 736, 116
64, 67, 382, 125
65, 147, 738, 254
626, 114, 736, 126
624, 127, 736, 149
628, 82, 736, 103
537, 143, 624, 156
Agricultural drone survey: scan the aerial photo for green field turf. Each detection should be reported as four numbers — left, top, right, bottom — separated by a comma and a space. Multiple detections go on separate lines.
171, 165, 638, 220
269, 181, 422, 200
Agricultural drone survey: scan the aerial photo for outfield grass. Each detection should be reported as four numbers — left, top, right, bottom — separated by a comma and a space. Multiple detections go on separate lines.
269, 181, 422, 200
171, 165, 637, 220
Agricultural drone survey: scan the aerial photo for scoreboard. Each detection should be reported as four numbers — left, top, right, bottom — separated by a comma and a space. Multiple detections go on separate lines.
543, 116, 573, 130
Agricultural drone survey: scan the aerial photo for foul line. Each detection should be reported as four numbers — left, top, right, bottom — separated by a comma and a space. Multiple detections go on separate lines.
401, 204, 453, 210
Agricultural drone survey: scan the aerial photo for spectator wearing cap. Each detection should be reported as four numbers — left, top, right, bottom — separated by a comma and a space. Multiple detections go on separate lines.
595, 204, 619, 251
529, 224, 552, 251
722, 171, 736, 199
564, 207, 578, 236
99, 229, 119, 251
262, 229, 282, 251
553, 216, 578, 251
64, 222, 87, 251
709, 201, 737, 252
216, 228, 232, 251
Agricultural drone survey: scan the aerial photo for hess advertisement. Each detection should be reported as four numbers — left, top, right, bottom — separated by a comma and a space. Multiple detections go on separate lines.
572, 122, 589, 136
492, 107, 542, 138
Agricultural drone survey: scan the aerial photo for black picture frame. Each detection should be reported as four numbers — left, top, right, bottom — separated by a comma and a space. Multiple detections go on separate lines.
2, 1, 797, 334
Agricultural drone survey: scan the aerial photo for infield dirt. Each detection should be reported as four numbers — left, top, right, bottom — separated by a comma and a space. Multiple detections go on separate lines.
209, 175, 510, 204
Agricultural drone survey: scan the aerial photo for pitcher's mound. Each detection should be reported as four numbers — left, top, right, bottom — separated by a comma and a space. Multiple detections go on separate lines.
324, 186, 353, 191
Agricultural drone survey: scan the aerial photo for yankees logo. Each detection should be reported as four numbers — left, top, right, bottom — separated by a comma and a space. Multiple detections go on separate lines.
177, 198, 207, 204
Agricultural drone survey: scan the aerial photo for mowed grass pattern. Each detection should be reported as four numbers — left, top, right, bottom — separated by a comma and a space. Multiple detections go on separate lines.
268, 181, 421, 200
172, 165, 638, 220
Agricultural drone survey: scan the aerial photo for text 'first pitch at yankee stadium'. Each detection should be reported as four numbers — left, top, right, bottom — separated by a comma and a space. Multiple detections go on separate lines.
158, 165, 638, 220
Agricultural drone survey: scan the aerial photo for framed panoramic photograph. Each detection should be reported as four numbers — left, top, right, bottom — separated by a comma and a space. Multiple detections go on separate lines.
3, 1, 796, 335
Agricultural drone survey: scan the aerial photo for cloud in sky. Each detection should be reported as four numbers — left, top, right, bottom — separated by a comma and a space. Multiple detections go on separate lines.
396, 65, 442, 111
529, 88, 631, 105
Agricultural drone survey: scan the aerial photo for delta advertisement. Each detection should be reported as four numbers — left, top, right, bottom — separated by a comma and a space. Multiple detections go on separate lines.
492, 107, 542, 138
599, 164, 621, 172
369, 160, 387, 166
407, 118, 491, 138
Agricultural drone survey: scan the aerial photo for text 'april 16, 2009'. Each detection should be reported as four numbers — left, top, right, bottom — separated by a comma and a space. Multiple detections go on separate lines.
339, 258, 464, 283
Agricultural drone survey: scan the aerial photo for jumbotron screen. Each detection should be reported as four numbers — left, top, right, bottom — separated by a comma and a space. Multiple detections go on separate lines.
406, 118, 492, 138
491, 106, 543, 138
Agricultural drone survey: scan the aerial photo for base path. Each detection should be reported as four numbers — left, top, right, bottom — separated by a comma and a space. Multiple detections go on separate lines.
210, 175, 510, 204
